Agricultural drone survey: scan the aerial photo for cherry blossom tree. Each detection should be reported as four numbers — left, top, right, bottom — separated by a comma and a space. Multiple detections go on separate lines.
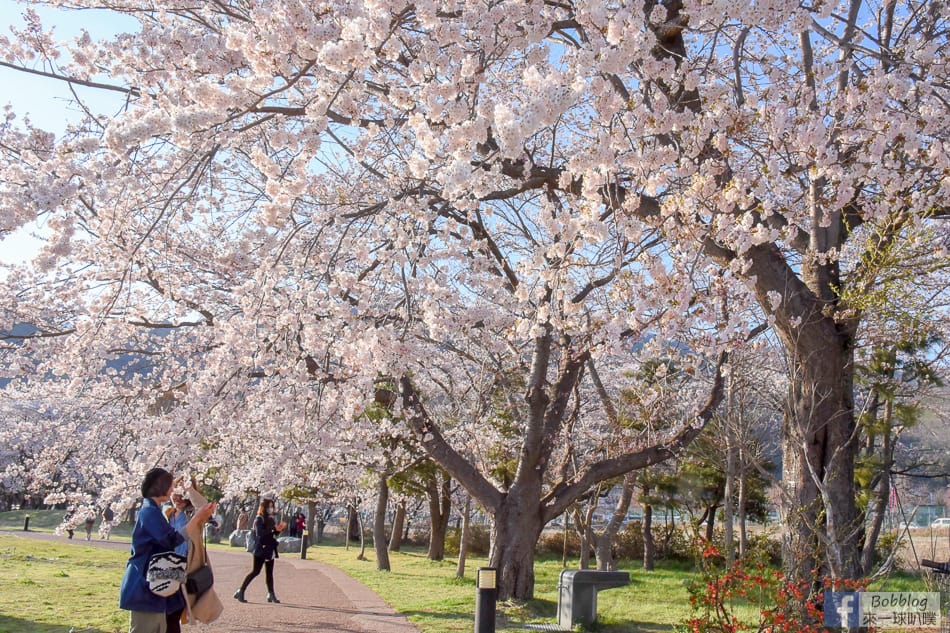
0, 381, 179, 520
1, 0, 948, 602
0, 2, 736, 599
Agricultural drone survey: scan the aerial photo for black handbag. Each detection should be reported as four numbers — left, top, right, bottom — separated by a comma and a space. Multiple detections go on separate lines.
186, 564, 214, 598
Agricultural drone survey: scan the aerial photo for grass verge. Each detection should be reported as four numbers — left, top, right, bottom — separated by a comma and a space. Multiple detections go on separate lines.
0, 533, 127, 633
0, 509, 133, 540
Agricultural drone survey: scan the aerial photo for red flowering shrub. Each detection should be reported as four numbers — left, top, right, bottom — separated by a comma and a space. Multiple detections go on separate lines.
684, 538, 870, 633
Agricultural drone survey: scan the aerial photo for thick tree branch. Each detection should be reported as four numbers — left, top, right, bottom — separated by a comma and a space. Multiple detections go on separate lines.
399, 376, 503, 511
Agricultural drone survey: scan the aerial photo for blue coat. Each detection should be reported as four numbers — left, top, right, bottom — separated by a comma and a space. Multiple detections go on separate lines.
118, 498, 186, 613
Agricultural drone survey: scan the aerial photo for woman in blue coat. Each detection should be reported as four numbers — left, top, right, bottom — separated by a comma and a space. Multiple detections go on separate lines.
233, 497, 287, 603
119, 468, 215, 633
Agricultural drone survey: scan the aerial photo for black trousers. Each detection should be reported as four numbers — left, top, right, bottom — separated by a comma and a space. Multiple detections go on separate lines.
166, 608, 184, 633
240, 555, 275, 594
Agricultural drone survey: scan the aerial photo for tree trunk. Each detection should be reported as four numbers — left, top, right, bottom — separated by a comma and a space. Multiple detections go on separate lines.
723, 421, 737, 565
593, 531, 612, 570
661, 509, 676, 555
643, 502, 655, 571
374, 473, 391, 571
572, 504, 595, 570
345, 505, 354, 550
356, 510, 367, 561
781, 333, 862, 591
347, 505, 361, 543
389, 499, 406, 552
737, 460, 748, 559
738, 241, 864, 596
489, 492, 544, 600
561, 517, 569, 568
594, 473, 635, 571
861, 399, 894, 575
426, 472, 452, 560
456, 495, 472, 579
861, 471, 891, 575
306, 500, 317, 542
704, 505, 717, 543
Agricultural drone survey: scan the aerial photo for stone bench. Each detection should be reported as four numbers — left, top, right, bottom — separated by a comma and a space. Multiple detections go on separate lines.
557, 569, 630, 628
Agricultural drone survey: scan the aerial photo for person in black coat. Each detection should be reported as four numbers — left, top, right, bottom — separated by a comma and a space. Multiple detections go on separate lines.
233, 498, 287, 603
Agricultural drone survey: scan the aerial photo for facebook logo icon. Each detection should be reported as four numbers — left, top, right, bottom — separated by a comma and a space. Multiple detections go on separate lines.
825, 592, 860, 628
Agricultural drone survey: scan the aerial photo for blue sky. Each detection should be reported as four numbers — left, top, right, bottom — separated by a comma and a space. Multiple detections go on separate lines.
1, 1, 136, 127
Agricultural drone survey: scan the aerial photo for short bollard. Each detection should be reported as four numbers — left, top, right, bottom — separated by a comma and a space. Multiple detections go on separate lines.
300, 530, 309, 559
474, 567, 497, 633
23, 515, 30, 531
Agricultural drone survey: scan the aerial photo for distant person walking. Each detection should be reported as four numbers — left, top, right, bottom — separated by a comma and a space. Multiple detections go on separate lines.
206, 508, 223, 542
100, 506, 116, 540
119, 468, 215, 633
84, 514, 96, 540
233, 498, 287, 604
63, 510, 75, 539
236, 508, 249, 531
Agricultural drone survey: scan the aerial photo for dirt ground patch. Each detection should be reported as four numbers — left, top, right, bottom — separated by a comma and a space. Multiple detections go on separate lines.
897, 527, 950, 569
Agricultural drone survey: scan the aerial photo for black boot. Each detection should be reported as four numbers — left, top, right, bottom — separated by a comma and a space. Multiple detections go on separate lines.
266, 592, 281, 604
233, 588, 247, 602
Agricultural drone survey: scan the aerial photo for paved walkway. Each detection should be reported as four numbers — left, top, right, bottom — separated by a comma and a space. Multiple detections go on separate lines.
5, 530, 421, 633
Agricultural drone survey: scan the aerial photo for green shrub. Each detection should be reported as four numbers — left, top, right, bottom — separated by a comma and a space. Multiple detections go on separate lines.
404, 528, 431, 548
873, 529, 899, 568
651, 521, 694, 561
743, 529, 782, 566
444, 524, 491, 556
614, 522, 645, 560
536, 528, 588, 558
534, 521, 696, 563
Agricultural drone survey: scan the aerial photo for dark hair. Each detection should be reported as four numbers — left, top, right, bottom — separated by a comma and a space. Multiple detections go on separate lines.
141, 468, 174, 499
257, 498, 274, 517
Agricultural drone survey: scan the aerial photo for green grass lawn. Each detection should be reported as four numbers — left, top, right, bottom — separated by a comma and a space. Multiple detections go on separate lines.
0, 533, 128, 633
